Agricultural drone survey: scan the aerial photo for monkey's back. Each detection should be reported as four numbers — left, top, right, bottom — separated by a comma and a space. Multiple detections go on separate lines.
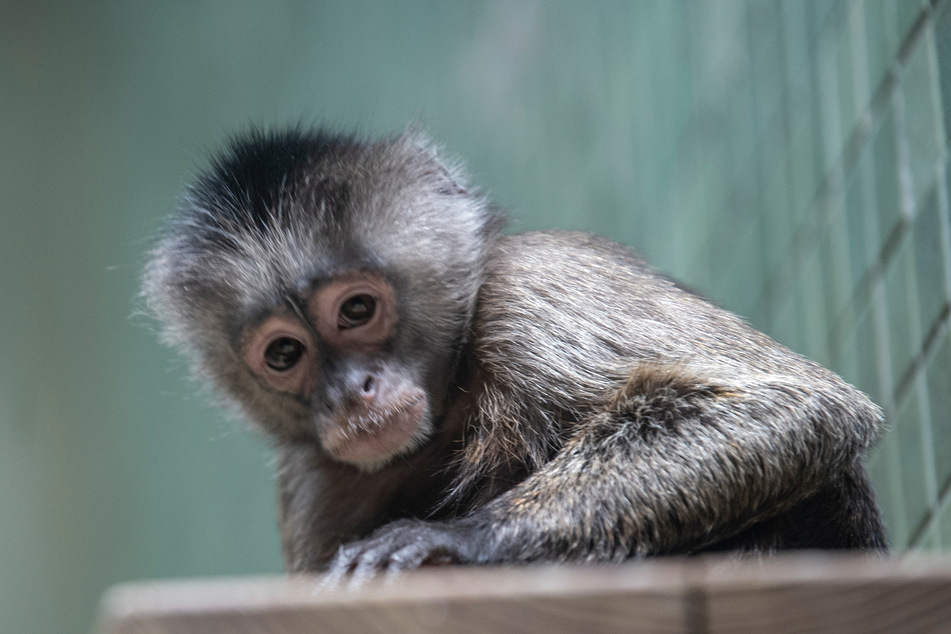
473, 231, 878, 410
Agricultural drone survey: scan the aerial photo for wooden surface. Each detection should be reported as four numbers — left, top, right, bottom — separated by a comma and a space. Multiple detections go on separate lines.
97, 554, 951, 633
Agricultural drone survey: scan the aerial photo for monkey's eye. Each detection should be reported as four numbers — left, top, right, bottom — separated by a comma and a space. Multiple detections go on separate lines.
264, 337, 305, 371
338, 294, 376, 329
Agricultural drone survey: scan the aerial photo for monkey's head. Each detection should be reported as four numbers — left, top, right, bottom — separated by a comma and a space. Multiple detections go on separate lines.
143, 128, 502, 470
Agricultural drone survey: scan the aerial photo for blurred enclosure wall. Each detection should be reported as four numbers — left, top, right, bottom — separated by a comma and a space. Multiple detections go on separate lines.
1, 1, 949, 633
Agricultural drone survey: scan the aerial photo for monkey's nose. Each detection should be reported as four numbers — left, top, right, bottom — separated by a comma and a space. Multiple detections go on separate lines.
361, 374, 375, 396
350, 372, 378, 407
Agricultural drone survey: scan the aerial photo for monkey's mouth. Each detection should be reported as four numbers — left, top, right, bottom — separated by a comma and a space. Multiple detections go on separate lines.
320, 393, 430, 470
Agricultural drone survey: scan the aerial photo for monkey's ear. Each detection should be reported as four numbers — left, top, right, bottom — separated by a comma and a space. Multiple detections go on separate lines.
433, 164, 468, 196
398, 127, 469, 196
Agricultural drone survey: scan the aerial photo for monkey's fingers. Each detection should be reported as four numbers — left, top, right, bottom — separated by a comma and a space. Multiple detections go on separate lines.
314, 556, 360, 592
325, 519, 470, 584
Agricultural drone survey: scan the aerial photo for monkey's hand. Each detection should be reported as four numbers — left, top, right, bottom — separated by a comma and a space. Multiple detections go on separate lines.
324, 518, 483, 584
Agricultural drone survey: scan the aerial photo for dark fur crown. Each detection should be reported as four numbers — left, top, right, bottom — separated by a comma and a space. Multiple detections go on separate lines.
186, 128, 358, 236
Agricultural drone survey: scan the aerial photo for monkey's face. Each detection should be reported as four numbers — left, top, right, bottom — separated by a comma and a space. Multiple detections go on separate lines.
238, 271, 435, 471
144, 129, 502, 470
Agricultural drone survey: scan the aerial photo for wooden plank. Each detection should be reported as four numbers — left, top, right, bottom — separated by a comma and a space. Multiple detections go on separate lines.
702, 554, 951, 634
96, 555, 951, 634
98, 562, 691, 634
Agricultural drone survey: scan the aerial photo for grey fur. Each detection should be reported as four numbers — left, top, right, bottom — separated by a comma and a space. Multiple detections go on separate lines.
143, 127, 886, 575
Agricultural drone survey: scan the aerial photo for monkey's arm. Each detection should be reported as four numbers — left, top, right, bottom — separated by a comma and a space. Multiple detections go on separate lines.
277, 444, 374, 573
277, 443, 437, 572
279, 432, 463, 573
327, 365, 880, 574
465, 367, 881, 562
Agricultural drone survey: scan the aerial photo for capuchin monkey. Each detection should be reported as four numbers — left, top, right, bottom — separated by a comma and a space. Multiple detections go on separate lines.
143, 127, 886, 578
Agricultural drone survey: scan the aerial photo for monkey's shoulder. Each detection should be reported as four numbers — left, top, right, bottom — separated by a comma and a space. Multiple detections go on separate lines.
480, 230, 703, 320
485, 231, 666, 293
492, 230, 652, 273
471, 230, 727, 373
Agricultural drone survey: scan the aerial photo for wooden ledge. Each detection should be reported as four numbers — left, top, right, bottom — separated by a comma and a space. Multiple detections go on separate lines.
97, 553, 951, 633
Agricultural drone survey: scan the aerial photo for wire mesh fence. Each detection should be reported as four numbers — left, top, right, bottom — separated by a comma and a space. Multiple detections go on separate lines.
667, 0, 951, 550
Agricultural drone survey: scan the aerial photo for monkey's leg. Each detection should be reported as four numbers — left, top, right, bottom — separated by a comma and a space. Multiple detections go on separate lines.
704, 457, 887, 552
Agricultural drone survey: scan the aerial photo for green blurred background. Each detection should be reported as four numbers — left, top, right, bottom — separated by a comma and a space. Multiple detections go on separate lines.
2, 1, 950, 632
